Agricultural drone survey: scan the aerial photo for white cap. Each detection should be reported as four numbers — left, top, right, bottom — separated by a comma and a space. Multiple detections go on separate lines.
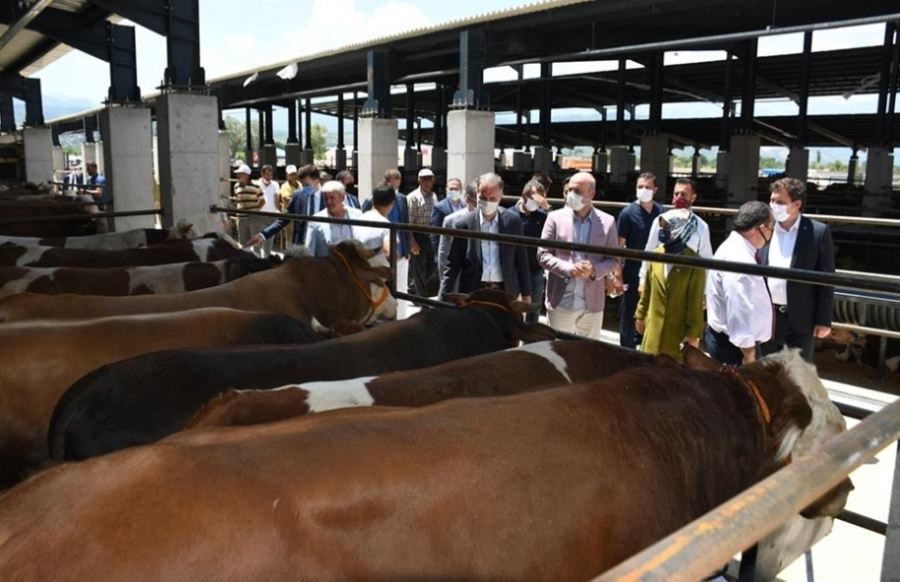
235, 164, 252, 175
286, 164, 298, 175
418, 168, 435, 178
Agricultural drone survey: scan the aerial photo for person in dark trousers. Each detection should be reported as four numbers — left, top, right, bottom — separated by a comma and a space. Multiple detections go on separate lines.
406, 168, 438, 297
760, 178, 835, 362
513, 179, 550, 323
616, 172, 662, 348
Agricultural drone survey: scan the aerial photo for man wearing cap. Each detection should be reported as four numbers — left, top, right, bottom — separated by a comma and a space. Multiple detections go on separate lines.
253, 164, 280, 257
406, 168, 438, 297
233, 164, 263, 248
705, 201, 775, 366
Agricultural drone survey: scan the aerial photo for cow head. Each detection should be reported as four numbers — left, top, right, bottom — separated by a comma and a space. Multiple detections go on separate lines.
330, 240, 397, 323
684, 345, 852, 518
445, 289, 557, 344
169, 219, 198, 240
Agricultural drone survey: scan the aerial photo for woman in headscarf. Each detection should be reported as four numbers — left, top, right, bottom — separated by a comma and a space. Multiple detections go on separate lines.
634, 208, 706, 360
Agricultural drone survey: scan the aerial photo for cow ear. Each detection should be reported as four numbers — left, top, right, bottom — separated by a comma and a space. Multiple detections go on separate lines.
682, 344, 719, 371
514, 322, 558, 343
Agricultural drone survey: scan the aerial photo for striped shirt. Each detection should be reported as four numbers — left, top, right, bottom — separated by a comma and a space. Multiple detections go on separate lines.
407, 187, 436, 227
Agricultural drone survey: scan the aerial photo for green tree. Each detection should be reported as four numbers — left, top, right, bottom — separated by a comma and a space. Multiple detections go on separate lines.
310, 123, 327, 161
759, 157, 783, 169
224, 116, 259, 162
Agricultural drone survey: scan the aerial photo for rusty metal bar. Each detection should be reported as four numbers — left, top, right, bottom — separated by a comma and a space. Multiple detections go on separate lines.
595, 398, 900, 582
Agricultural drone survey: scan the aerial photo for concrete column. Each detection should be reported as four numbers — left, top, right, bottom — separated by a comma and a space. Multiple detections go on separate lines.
726, 134, 761, 204
592, 150, 608, 174
93, 142, 105, 175
609, 146, 631, 183
532, 146, 552, 175
300, 149, 314, 165
512, 151, 532, 172
261, 144, 277, 167
284, 144, 301, 166
863, 147, 894, 215
358, 117, 398, 206
23, 127, 53, 184
156, 94, 221, 234
431, 146, 447, 173
691, 150, 701, 178
786, 146, 809, 181
99, 107, 156, 231
52, 146, 65, 182
447, 109, 495, 186
81, 141, 97, 173
847, 153, 858, 186
639, 135, 669, 194
403, 148, 418, 172
334, 148, 347, 170
351, 151, 358, 169
218, 130, 231, 201
716, 151, 729, 188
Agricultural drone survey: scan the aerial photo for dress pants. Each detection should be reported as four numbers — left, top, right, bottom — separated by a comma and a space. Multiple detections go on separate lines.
704, 326, 746, 367
409, 233, 435, 298
526, 270, 546, 325
548, 306, 604, 340
618, 277, 641, 349
760, 308, 815, 362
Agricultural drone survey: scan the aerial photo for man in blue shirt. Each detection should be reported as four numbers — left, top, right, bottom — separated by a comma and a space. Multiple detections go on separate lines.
81, 162, 110, 207
616, 171, 663, 349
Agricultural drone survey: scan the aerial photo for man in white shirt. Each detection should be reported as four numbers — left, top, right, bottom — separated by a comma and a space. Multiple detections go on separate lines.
705, 201, 775, 366
760, 178, 835, 361
355, 184, 396, 268
304, 181, 363, 257
640, 178, 713, 287
253, 164, 280, 257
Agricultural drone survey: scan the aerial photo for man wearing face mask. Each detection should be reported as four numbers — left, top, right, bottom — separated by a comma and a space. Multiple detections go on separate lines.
538, 171, 619, 340
760, 178, 835, 361
513, 179, 551, 324
441, 173, 531, 302
616, 172, 663, 348
430, 177, 465, 251
705, 201, 775, 366
437, 181, 479, 297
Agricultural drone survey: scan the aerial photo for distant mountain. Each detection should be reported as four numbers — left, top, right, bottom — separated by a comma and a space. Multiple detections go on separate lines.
13, 93, 96, 124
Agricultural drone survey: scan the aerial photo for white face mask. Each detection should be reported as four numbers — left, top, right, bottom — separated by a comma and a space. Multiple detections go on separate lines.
566, 191, 586, 212
525, 198, 539, 212
770, 202, 791, 223
478, 199, 499, 216
636, 188, 654, 203
447, 189, 462, 202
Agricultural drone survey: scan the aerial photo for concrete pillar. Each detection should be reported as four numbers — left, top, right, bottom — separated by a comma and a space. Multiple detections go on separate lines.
592, 150, 608, 174
81, 141, 97, 173
847, 153, 858, 186
716, 151, 729, 188
300, 149, 314, 165
218, 130, 231, 200
261, 144, 277, 167
863, 147, 894, 215
726, 134, 761, 204
691, 151, 701, 178
609, 146, 631, 183
639, 135, 669, 195
532, 146, 552, 175
447, 109, 495, 186
99, 107, 156, 231
93, 142, 105, 175
786, 146, 809, 181
156, 93, 221, 234
403, 148, 418, 172
512, 151, 532, 172
351, 151, 358, 169
431, 146, 447, 173
285, 143, 301, 166
358, 117, 398, 206
52, 146, 65, 182
334, 148, 347, 170
23, 127, 54, 184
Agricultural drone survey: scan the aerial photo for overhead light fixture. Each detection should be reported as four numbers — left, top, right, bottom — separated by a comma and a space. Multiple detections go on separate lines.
276, 63, 298, 80
243, 72, 259, 87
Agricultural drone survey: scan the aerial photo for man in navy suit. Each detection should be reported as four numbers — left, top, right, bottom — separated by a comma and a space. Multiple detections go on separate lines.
429, 177, 465, 250
760, 177, 835, 361
364, 169, 412, 318
247, 164, 323, 247
441, 172, 531, 302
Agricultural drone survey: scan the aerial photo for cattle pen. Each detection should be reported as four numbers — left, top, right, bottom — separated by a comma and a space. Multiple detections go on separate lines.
219, 201, 900, 581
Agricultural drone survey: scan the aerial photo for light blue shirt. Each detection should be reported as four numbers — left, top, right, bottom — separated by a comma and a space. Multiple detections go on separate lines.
304, 207, 362, 257
559, 212, 592, 310
479, 210, 502, 283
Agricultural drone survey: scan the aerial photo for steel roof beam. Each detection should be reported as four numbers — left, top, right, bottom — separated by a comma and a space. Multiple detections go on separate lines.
0, 0, 54, 62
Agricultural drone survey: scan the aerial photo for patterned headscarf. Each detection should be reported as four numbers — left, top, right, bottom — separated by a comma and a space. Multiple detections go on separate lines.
660, 208, 698, 245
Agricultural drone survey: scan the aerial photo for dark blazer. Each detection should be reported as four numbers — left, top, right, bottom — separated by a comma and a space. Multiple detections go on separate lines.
261, 187, 323, 245
441, 208, 531, 298
363, 192, 410, 257
761, 215, 835, 332
430, 197, 465, 250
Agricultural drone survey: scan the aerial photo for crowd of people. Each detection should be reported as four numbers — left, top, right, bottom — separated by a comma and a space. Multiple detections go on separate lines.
234, 163, 834, 364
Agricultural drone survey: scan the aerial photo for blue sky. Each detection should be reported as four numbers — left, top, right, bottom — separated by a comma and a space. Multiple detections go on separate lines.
29, 1, 896, 160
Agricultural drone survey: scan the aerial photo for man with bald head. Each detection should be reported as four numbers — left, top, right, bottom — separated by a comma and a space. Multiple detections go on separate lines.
538, 171, 619, 339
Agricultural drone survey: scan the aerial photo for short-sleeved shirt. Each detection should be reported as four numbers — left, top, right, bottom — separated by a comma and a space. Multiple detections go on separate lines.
616, 201, 663, 281
86, 173, 109, 206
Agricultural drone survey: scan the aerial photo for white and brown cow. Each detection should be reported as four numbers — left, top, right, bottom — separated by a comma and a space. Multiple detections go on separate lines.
187, 339, 660, 429
0, 348, 851, 580
0, 256, 277, 298
0, 221, 195, 250
0, 240, 395, 324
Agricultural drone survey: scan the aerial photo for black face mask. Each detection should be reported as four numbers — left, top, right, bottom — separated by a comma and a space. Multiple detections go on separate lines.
664, 238, 687, 255
757, 226, 771, 247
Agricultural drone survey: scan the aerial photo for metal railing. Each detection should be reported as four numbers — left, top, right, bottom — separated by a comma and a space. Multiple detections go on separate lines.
0, 208, 162, 224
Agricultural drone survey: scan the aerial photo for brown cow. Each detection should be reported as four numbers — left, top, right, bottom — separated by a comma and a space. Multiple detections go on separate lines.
0, 240, 395, 324
0, 348, 850, 580
0, 196, 94, 237
0, 256, 277, 298
0, 307, 332, 489
0, 221, 195, 250
0, 233, 245, 268
187, 339, 659, 429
